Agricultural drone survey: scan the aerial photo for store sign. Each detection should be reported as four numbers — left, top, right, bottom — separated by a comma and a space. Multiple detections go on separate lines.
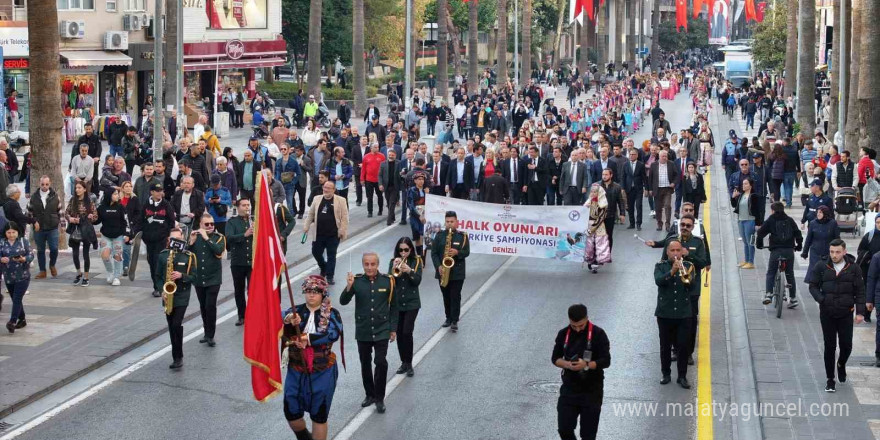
207, 0, 267, 29
3, 59, 28, 69
182, 0, 204, 6
225, 39, 245, 60
0, 27, 28, 57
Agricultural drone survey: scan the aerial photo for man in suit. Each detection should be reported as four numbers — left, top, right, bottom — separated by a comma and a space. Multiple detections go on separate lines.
560, 149, 590, 205
674, 145, 694, 217
649, 150, 679, 231
350, 136, 370, 206
534, 133, 551, 158
427, 151, 448, 196
480, 168, 509, 203
379, 150, 402, 225
464, 144, 486, 201
591, 145, 621, 184
445, 147, 473, 200
547, 146, 566, 205
502, 147, 525, 205
396, 148, 415, 225
522, 145, 548, 205
621, 148, 647, 230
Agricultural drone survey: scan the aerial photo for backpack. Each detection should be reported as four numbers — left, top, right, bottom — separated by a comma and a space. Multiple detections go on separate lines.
773, 217, 794, 244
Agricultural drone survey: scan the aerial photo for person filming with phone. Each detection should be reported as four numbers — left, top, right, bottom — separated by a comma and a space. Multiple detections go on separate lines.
551, 303, 611, 440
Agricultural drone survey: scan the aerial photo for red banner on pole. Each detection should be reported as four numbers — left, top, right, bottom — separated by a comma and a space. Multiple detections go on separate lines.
693, 0, 704, 18
676, 0, 688, 31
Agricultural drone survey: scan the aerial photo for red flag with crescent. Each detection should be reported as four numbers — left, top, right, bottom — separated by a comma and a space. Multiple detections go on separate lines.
676, 0, 688, 31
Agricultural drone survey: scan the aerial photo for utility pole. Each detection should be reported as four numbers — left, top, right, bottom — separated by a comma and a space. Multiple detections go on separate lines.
639, 0, 645, 70
404, 0, 412, 110
837, 0, 847, 149
176, 0, 183, 129
153, 0, 164, 161
514, 0, 520, 86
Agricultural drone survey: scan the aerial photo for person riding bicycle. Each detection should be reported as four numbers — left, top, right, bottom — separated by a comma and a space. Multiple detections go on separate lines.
756, 202, 804, 308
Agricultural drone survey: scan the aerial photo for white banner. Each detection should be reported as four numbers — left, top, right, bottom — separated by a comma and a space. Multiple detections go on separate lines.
425, 194, 589, 261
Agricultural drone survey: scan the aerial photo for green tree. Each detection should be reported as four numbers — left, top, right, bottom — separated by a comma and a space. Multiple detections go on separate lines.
282, 0, 352, 86
425, 0, 496, 32
656, 18, 709, 53
749, 2, 786, 72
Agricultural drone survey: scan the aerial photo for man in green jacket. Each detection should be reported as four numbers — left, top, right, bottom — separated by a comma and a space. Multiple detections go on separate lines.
189, 213, 226, 347
654, 240, 693, 389
430, 211, 470, 332
340, 252, 398, 414
155, 228, 195, 370
226, 198, 254, 326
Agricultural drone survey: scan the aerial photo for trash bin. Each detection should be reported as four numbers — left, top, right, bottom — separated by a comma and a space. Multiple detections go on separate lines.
215, 112, 230, 137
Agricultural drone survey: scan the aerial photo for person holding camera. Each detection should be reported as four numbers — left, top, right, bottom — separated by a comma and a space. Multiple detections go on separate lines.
204, 175, 232, 235
551, 303, 611, 440
189, 213, 226, 348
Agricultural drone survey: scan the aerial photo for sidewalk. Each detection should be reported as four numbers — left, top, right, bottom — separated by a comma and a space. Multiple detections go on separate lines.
0, 198, 388, 419
712, 105, 880, 440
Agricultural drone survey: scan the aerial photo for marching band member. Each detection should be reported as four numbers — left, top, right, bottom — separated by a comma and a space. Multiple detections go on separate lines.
431, 211, 470, 332
226, 198, 254, 326
189, 213, 226, 347
654, 240, 693, 388
389, 237, 423, 377
341, 252, 398, 414
282, 275, 344, 440
156, 228, 196, 369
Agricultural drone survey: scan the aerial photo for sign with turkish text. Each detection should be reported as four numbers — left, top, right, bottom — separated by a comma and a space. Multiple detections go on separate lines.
0, 26, 28, 57
425, 194, 589, 261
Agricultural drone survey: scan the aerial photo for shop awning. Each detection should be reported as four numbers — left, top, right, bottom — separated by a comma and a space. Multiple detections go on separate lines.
60, 50, 132, 67
183, 57, 286, 72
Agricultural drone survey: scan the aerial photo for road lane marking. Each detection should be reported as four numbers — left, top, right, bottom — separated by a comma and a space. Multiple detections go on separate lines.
697, 170, 714, 440
332, 256, 518, 440
0, 224, 396, 440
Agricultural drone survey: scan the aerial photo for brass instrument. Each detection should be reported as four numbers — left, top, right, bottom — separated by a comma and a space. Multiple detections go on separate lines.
392, 258, 404, 277
162, 250, 177, 315
439, 229, 455, 288
677, 257, 695, 286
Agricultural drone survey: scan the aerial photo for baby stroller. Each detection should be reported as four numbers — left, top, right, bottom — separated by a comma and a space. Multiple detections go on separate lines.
835, 187, 861, 237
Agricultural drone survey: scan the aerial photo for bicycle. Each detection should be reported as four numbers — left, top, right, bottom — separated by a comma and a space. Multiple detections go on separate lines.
769, 258, 790, 318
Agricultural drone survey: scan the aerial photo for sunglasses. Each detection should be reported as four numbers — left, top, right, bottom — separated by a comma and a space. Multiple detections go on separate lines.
680, 223, 694, 229
204, 222, 215, 227
398, 247, 411, 252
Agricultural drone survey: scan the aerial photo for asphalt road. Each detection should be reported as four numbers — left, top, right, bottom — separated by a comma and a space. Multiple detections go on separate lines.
7, 91, 725, 440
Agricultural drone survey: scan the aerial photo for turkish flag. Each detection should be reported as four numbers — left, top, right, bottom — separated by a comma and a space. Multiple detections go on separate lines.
586, 0, 595, 21
243, 171, 287, 402
693, 0, 703, 18
676, 0, 688, 31
756, 1, 766, 22
745, 0, 757, 21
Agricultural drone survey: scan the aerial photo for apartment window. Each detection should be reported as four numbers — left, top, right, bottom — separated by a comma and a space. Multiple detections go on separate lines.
106, 0, 117, 11
124, 0, 145, 11
57, 0, 95, 9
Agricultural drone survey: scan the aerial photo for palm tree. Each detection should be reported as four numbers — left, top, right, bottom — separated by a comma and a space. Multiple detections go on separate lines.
353, 0, 366, 115
796, 0, 815, 135
522, 0, 533, 83
468, 0, 480, 95
497, 0, 509, 84
438, 0, 450, 101
845, 0, 861, 152
627, 0, 635, 72
306, 0, 323, 98
650, 0, 659, 72
28, 0, 65, 208
447, 4, 464, 80
551, 0, 566, 72
858, 0, 880, 147
827, 0, 842, 137
783, 0, 797, 98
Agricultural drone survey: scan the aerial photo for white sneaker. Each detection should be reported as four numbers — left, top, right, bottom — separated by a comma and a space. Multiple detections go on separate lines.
650, 210, 656, 218
106, 275, 114, 284
112, 278, 121, 286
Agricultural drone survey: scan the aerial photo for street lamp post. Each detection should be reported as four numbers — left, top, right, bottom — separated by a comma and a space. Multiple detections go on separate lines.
153, 0, 164, 161
514, 0, 520, 87
404, 0, 412, 110
838, 0, 847, 149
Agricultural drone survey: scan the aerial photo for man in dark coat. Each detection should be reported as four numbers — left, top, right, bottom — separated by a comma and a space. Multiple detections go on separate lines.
480, 169, 509, 204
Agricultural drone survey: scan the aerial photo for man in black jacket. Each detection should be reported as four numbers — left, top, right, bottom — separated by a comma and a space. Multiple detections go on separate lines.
445, 147, 473, 200
756, 202, 804, 308
28, 176, 62, 279
142, 184, 176, 297
808, 239, 866, 393
337, 100, 352, 126
552, 304, 611, 440
522, 145, 548, 205
172, 176, 206, 232
621, 148, 646, 230
108, 116, 128, 158
600, 169, 626, 250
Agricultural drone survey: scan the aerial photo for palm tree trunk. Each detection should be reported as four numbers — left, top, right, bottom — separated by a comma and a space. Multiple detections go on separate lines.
306, 0, 323, 98
578, 22, 590, 75
468, 0, 480, 95
522, 0, 533, 83
438, 0, 450, 101
28, 0, 65, 209
827, 0, 841, 136
783, 0, 797, 98
796, 0, 815, 135
858, 0, 880, 147
627, 0, 635, 72
616, 0, 624, 65
845, 0, 861, 151
353, 0, 367, 115
551, 0, 567, 72
650, 0, 659, 72
447, 7, 463, 80
497, 0, 509, 84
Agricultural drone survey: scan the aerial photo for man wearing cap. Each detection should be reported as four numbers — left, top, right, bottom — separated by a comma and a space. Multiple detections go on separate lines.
303, 95, 318, 120
365, 115, 387, 147
143, 183, 176, 297
722, 131, 741, 182
802, 180, 834, 227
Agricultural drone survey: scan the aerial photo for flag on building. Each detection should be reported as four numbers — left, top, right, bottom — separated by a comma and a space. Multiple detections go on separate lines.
745, 0, 757, 22
693, 0, 703, 18
676, 0, 688, 31
242, 170, 288, 402
756, 1, 766, 22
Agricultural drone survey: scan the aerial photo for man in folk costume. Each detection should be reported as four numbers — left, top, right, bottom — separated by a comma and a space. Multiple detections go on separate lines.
282, 275, 344, 440
582, 184, 611, 273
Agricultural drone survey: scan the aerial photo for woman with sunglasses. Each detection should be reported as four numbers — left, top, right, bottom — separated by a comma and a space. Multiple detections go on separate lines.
189, 213, 226, 347
389, 236, 422, 377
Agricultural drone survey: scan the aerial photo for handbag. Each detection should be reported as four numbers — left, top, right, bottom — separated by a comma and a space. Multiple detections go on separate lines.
281, 171, 295, 184
69, 223, 82, 242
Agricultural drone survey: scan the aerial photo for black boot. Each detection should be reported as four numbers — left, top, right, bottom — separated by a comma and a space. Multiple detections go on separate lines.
293, 429, 314, 440
396, 364, 407, 375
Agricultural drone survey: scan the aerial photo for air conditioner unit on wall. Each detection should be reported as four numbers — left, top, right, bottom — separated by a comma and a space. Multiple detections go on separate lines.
123, 14, 142, 31
104, 31, 129, 50
60, 20, 85, 39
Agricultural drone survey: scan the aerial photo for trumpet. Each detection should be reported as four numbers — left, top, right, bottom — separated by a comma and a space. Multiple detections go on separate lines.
392, 258, 404, 277
676, 257, 695, 286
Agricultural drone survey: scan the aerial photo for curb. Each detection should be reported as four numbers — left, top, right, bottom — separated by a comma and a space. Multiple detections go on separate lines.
0, 215, 387, 420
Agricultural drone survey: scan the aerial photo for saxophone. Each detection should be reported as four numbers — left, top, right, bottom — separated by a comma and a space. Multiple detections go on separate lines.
163, 250, 176, 315
439, 229, 455, 288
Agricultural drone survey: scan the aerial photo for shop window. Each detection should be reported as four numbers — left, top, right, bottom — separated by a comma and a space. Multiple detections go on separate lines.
57, 0, 95, 10
106, 0, 117, 11
207, 0, 267, 29
124, 0, 145, 11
